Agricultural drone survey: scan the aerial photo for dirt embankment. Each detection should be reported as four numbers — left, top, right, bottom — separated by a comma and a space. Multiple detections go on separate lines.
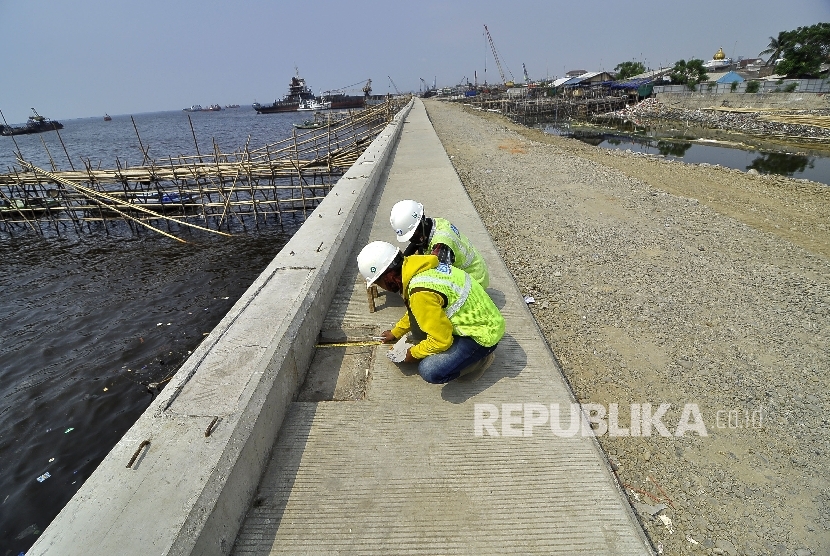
425, 99, 829, 556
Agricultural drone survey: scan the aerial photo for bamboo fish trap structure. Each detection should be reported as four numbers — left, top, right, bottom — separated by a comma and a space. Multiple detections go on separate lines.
461, 94, 627, 126
0, 97, 410, 241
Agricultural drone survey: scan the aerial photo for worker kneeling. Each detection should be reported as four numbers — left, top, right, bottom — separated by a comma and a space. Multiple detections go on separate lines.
390, 199, 490, 289
358, 241, 505, 384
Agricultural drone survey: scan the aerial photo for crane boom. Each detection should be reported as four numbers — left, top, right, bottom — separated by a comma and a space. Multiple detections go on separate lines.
484, 25, 513, 85
388, 75, 401, 95
484, 25, 506, 85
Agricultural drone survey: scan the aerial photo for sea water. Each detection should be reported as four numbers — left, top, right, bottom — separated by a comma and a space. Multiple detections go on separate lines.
0, 107, 318, 554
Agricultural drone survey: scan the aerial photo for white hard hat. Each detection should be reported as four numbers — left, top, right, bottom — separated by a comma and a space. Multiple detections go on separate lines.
390, 200, 424, 243
357, 241, 400, 287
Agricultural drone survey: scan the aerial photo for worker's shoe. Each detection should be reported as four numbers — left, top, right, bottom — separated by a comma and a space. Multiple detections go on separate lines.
457, 352, 496, 382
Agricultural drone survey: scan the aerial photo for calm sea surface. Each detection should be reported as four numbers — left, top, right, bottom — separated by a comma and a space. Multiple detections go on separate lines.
0, 108, 318, 554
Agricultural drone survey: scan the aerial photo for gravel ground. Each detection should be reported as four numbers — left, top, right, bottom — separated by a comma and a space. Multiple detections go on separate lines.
424, 99, 829, 556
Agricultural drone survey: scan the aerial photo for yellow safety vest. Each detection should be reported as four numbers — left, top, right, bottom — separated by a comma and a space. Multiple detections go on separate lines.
408, 263, 504, 347
428, 218, 489, 289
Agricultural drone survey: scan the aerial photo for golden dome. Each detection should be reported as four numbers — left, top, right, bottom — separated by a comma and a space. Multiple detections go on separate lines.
714, 47, 726, 60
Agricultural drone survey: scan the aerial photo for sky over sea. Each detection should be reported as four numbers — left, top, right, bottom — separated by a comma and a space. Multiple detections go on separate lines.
0, 0, 827, 122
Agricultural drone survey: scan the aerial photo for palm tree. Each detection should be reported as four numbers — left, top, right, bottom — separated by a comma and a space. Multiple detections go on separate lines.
759, 34, 783, 66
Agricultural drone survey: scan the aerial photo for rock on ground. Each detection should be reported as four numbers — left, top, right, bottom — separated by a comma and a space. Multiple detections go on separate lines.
425, 99, 830, 556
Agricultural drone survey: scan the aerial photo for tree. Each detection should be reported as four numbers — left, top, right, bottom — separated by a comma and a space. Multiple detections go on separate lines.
759, 34, 785, 66
774, 23, 830, 78
670, 59, 709, 91
614, 61, 646, 81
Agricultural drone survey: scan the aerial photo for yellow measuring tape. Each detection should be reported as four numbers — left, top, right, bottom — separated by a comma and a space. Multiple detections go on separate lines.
315, 341, 385, 348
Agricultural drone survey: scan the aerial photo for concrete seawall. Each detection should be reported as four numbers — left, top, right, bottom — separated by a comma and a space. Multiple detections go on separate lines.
28, 99, 414, 556
656, 91, 830, 110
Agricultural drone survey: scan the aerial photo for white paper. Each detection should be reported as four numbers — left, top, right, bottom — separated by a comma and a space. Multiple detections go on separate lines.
387, 335, 414, 363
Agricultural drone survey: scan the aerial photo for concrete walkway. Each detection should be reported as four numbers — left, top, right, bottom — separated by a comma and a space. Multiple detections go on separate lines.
230, 99, 653, 555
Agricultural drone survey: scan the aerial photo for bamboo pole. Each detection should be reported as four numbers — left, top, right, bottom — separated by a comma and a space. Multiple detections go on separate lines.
19, 161, 232, 238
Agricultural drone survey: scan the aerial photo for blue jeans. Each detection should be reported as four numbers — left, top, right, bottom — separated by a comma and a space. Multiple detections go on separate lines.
418, 336, 498, 384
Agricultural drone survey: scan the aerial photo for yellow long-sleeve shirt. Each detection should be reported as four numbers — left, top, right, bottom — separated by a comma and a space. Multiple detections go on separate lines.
389, 255, 454, 359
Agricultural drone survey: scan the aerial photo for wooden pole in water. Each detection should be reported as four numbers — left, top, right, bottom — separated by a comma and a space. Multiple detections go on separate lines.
187, 115, 204, 165
265, 144, 283, 226
131, 116, 150, 166
292, 128, 308, 218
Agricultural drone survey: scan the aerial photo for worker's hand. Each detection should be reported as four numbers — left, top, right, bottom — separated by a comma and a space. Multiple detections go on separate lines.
404, 348, 417, 364
380, 330, 397, 344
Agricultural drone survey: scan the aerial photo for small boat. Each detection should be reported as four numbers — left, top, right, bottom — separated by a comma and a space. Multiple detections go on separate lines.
183, 105, 203, 112
0, 196, 61, 215
130, 191, 194, 208
224, 104, 240, 109
0, 108, 64, 136
293, 119, 326, 130
104, 114, 112, 121
205, 104, 222, 111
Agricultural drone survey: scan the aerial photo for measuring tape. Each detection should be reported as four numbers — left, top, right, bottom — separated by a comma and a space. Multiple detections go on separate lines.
315, 340, 385, 348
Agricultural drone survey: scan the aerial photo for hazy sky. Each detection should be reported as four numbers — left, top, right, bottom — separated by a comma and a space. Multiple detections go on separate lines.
1, 0, 827, 122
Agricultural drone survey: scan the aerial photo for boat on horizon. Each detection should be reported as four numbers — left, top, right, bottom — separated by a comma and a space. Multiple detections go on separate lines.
104, 114, 112, 121
183, 105, 203, 112
0, 108, 64, 136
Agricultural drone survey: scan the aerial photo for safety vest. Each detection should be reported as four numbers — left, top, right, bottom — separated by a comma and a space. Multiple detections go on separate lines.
408, 263, 504, 347
428, 218, 489, 289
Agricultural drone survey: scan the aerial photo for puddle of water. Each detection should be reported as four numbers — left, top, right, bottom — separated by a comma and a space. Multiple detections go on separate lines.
539, 122, 830, 186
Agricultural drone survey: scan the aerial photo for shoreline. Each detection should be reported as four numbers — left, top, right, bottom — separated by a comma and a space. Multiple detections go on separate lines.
598, 96, 830, 151
425, 99, 829, 555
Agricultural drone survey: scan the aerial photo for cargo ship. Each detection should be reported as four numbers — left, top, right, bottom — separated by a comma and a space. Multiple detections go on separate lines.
253, 73, 316, 114
320, 90, 365, 110
0, 109, 64, 136
254, 74, 370, 113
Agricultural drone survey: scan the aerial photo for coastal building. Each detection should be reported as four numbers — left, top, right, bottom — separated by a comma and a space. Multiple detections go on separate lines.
716, 71, 745, 84
702, 47, 733, 70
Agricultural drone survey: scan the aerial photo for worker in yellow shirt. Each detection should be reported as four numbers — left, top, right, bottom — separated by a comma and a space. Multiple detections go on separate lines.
390, 199, 490, 288
357, 241, 504, 383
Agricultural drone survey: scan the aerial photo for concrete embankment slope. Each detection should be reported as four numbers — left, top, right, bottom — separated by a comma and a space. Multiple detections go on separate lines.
28, 100, 414, 556
657, 91, 830, 111
229, 99, 652, 555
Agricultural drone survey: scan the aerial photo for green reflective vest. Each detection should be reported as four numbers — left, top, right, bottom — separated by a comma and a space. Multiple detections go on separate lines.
408, 263, 504, 347
429, 218, 489, 289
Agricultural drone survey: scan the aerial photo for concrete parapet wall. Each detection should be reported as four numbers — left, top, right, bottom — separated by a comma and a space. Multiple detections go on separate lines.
655, 91, 830, 111
28, 99, 414, 556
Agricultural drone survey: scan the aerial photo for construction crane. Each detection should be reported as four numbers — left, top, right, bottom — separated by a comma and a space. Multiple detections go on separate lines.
419, 78, 436, 98
388, 75, 401, 95
484, 24, 514, 86
362, 79, 372, 96
522, 63, 531, 84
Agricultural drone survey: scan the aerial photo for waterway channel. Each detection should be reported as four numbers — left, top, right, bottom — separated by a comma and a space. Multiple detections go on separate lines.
538, 121, 830, 186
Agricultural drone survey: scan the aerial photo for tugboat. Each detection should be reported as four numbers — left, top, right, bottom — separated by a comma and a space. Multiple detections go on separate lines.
0, 108, 64, 136
253, 69, 316, 114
